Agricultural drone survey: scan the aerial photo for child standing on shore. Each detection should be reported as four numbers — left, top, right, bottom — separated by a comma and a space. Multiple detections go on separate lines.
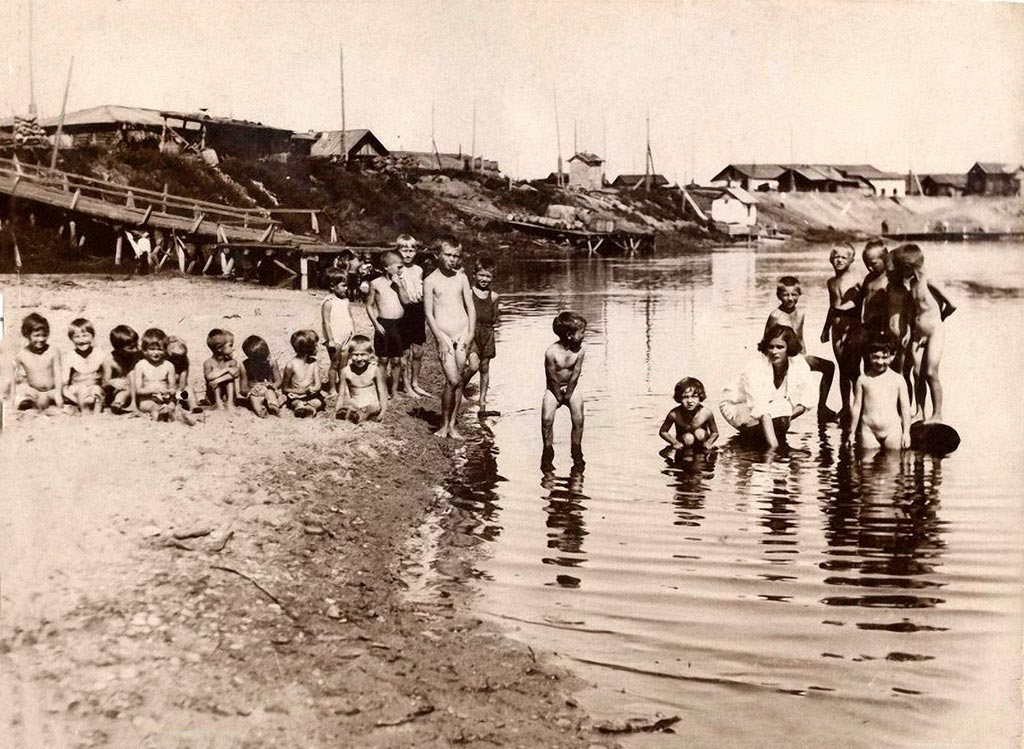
849, 332, 911, 449
396, 235, 432, 398
367, 250, 409, 399
542, 311, 587, 468
133, 328, 178, 421
660, 376, 718, 450
281, 329, 325, 417
335, 335, 388, 424
240, 335, 283, 417
820, 243, 863, 422
322, 267, 355, 396
424, 238, 476, 439
764, 276, 836, 420
890, 244, 956, 422
464, 255, 500, 417
102, 324, 139, 413
203, 329, 240, 409
12, 312, 62, 411
63, 318, 104, 414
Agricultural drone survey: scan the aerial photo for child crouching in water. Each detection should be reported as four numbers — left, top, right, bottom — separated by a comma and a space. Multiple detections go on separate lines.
335, 335, 388, 424
240, 335, 283, 417
282, 329, 325, 417
849, 332, 911, 450
660, 377, 719, 451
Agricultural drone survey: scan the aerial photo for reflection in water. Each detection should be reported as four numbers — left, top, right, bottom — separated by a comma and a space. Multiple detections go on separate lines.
443, 426, 505, 545
660, 446, 714, 528
541, 462, 588, 587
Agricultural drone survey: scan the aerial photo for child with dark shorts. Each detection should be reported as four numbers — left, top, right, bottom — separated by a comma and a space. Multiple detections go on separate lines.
367, 250, 409, 398
463, 255, 500, 416
396, 235, 432, 398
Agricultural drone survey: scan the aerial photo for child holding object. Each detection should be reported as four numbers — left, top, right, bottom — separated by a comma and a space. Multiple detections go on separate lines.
63, 317, 104, 414
166, 336, 199, 413
132, 328, 178, 421
849, 332, 911, 450
281, 329, 325, 418
820, 243, 863, 423
660, 377, 718, 451
240, 335, 283, 418
101, 324, 139, 414
11, 312, 62, 411
322, 267, 355, 396
463, 254, 501, 417
335, 335, 388, 424
890, 244, 956, 422
202, 328, 240, 410
541, 311, 587, 468
764, 276, 836, 420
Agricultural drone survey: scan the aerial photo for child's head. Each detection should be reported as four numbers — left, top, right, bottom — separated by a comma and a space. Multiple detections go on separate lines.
434, 237, 462, 272
891, 244, 925, 277
241, 335, 271, 362
348, 334, 373, 366
109, 324, 140, 354
864, 330, 898, 371
325, 267, 347, 297
290, 329, 319, 358
757, 324, 801, 358
395, 234, 418, 265
552, 311, 587, 347
67, 317, 96, 350
21, 312, 50, 348
829, 242, 855, 271
863, 240, 888, 273
673, 377, 707, 409
166, 336, 188, 366
474, 255, 496, 289
206, 328, 235, 358
380, 249, 402, 277
141, 327, 168, 364
776, 276, 801, 310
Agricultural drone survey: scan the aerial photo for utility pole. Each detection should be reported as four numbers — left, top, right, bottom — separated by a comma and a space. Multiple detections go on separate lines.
339, 43, 347, 162
431, 103, 442, 169
50, 56, 73, 171
27, 0, 36, 116
644, 114, 654, 193
470, 99, 476, 172
554, 89, 563, 188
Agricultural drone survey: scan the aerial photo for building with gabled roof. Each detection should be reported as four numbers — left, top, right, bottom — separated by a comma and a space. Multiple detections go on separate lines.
777, 165, 861, 193
611, 173, 670, 190
919, 173, 968, 197
308, 129, 389, 160
567, 152, 605, 190
682, 185, 757, 229
711, 164, 785, 192
966, 162, 1022, 196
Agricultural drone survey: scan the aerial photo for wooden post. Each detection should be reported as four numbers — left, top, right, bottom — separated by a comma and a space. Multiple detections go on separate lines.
50, 56, 74, 171
126, 191, 135, 209
175, 236, 186, 274
114, 231, 123, 265
299, 256, 309, 290
69, 188, 80, 210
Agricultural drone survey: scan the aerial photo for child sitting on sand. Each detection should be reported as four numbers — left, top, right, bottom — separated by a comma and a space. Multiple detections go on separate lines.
281, 329, 325, 417
660, 376, 719, 450
765, 276, 836, 420
240, 335, 283, 417
133, 328, 178, 421
12, 312, 62, 411
541, 311, 587, 469
463, 254, 501, 417
322, 267, 355, 396
849, 332, 911, 450
890, 244, 956, 422
335, 335, 388, 424
203, 328, 240, 409
166, 336, 199, 413
820, 243, 863, 422
63, 317, 104, 414
101, 324, 139, 414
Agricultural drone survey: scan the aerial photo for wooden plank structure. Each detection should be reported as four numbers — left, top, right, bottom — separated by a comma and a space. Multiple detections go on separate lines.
504, 218, 655, 256
0, 156, 362, 289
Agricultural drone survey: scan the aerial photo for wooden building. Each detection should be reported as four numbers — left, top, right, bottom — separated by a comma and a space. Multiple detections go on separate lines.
966, 162, 1023, 196
835, 165, 907, 197
567, 152, 604, 190
710, 164, 785, 192
919, 174, 968, 197
390, 151, 500, 173
611, 173, 670, 190
309, 129, 389, 160
683, 186, 757, 229
777, 165, 860, 193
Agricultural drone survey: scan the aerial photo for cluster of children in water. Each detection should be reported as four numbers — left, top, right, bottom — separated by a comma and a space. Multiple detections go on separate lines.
6, 235, 503, 428
655, 240, 955, 454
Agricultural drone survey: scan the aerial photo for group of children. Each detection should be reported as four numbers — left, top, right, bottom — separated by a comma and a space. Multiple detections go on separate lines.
6, 234, 504, 431
655, 240, 956, 454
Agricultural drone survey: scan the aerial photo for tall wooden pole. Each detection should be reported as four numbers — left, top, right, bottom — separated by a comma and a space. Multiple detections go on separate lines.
27, 0, 37, 116
644, 114, 653, 193
50, 56, 74, 171
554, 89, 563, 187
339, 43, 347, 162
431, 103, 442, 169
470, 99, 476, 172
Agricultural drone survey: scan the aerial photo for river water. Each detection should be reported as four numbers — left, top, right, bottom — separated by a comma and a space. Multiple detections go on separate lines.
423, 242, 1024, 748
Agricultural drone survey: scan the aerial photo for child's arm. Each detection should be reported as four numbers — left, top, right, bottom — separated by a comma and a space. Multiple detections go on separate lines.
659, 410, 684, 449
848, 378, 864, 441
897, 376, 912, 449
238, 362, 251, 397
561, 350, 585, 402
335, 371, 352, 414
492, 292, 501, 328
280, 361, 297, 394
366, 283, 384, 334
271, 361, 283, 388
51, 350, 64, 406
129, 365, 142, 409
163, 363, 177, 394
423, 277, 450, 348
702, 409, 719, 448
308, 361, 322, 394
461, 275, 477, 347
927, 281, 957, 321
544, 348, 564, 403
373, 367, 388, 421
100, 356, 114, 388
820, 282, 837, 342
391, 270, 411, 306
321, 299, 335, 345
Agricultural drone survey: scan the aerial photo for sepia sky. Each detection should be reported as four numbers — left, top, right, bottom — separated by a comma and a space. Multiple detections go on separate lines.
2, 0, 1022, 181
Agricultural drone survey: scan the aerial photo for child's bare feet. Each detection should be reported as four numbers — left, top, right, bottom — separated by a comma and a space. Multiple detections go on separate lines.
412, 384, 433, 397
817, 406, 839, 423
434, 426, 450, 439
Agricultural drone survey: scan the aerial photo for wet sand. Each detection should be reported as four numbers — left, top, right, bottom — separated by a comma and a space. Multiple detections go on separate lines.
0, 275, 618, 748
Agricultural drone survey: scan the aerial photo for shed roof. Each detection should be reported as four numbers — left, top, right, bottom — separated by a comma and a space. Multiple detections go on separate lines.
30, 104, 291, 133
310, 129, 388, 158
568, 152, 604, 166
611, 173, 670, 188
835, 164, 905, 181
921, 173, 968, 187
711, 163, 785, 181
972, 162, 1022, 174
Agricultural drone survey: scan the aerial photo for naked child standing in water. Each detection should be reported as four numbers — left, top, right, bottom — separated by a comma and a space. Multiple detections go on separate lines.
821, 243, 863, 423
423, 237, 476, 439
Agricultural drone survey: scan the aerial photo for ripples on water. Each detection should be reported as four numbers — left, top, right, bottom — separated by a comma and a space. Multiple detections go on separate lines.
415, 243, 1024, 748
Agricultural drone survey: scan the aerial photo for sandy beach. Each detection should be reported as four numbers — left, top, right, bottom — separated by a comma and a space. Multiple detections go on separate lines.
0, 275, 616, 748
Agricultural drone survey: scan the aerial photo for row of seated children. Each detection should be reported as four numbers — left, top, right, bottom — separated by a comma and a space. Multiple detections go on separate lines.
7, 313, 389, 424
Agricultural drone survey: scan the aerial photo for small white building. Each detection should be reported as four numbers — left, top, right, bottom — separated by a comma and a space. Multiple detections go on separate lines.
683, 186, 758, 230
567, 152, 604, 190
